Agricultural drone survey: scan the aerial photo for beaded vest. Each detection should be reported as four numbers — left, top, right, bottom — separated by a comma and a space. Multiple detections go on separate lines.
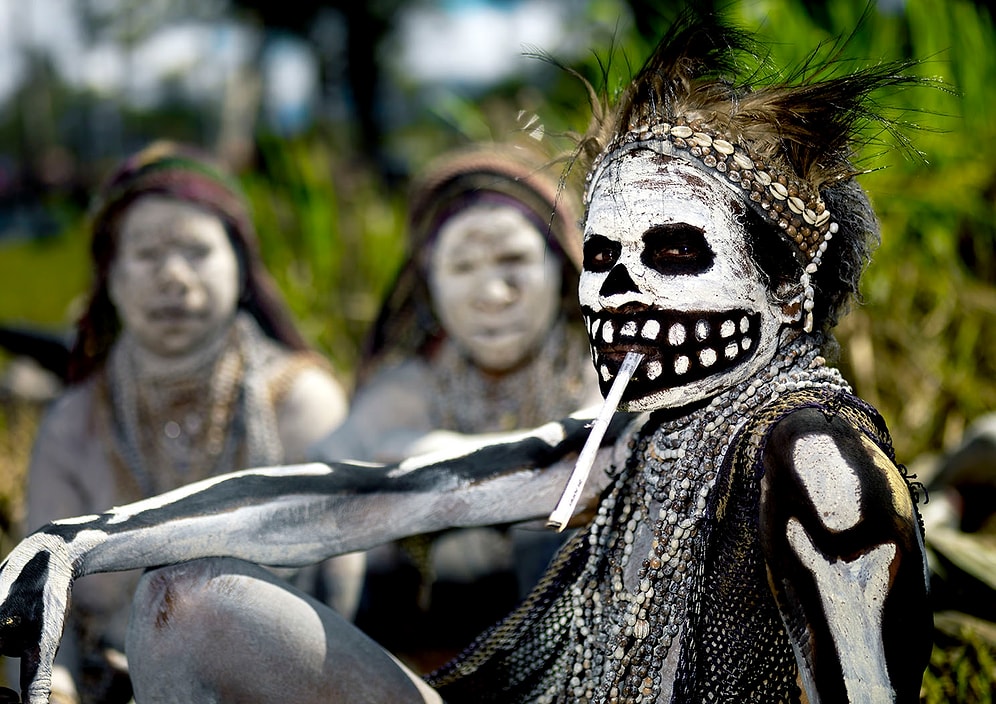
426, 336, 904, 703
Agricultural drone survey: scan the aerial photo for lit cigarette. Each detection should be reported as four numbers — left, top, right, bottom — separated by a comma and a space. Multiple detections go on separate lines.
547, 350, 644, 531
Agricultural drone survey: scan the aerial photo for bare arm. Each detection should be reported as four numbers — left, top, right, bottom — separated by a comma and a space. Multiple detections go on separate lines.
274, 362, 348, 462
759, 407, 932, 703
0, 410, 634, 703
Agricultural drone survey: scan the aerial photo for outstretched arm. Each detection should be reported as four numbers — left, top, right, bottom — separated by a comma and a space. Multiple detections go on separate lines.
0, 411, 633, 703
759, 407, 932, 703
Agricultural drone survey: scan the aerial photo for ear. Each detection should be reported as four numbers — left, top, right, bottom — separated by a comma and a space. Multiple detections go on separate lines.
774, 280, 805, 327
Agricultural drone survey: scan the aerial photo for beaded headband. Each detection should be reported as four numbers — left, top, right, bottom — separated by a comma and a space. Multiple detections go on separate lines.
584, 118, 838, 332
90, 140, 253, 245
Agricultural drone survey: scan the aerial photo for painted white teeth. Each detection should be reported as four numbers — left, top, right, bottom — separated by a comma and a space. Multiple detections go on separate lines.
602, 321, 614, 343
674, 355, 690, 375
590, 315, 753, 377
668, 323, 686, 346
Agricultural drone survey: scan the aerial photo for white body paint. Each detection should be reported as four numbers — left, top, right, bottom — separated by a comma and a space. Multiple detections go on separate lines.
102, 464, 333, 524
786, 518, 896, 702
791, 434, 863, 532
428, 203, 562, 372
394, 418, 573, 474
580, 147, 800, 411
0, 532, 98, 703
109, 195, 241, 364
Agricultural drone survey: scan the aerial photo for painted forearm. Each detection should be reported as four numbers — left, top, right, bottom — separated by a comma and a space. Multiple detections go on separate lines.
40, 412, 631, 578
38, 464, 417, 578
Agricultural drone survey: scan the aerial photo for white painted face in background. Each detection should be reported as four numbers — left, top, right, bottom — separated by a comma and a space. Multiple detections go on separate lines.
429, 202, 562, 373
109, 195, 241, 360
580, 148, 796, 411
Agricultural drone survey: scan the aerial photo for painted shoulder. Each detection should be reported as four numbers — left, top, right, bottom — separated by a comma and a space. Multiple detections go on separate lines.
762, 404, 918, 539
759, 406, 931, 702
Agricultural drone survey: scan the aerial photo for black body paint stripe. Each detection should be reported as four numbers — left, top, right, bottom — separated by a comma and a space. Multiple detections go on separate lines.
43, 412, 635, 544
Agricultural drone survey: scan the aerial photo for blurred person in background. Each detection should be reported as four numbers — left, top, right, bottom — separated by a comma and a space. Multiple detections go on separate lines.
309, 139, 601, 671
15, 142, 353, 704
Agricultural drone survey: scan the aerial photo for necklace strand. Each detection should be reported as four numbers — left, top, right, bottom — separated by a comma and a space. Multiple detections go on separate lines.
540, 335, 849, 703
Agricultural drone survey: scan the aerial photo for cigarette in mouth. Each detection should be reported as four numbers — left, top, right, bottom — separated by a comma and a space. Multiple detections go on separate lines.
547, 350, 644, 531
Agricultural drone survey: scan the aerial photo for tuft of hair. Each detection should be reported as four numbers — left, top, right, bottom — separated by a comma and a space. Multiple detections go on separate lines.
569, 7, 929, 334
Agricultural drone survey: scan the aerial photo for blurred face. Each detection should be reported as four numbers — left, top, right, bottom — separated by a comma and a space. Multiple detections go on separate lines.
428, 203, 561, 372
580, 149, 794, 411
109, 195, 241, 359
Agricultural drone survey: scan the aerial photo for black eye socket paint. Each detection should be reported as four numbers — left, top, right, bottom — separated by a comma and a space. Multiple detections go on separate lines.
548, 350, 644, 531
641, 223, 714, 276
583, 235, 621, 273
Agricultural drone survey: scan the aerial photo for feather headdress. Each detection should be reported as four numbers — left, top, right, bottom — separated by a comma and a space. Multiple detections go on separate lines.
576, 10, 925, 334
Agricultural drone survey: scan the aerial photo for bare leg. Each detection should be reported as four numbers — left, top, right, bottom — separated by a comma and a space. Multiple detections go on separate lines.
126, 557, 441, 704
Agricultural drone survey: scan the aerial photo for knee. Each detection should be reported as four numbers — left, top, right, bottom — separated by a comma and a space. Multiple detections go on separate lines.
130, 559, 217, 638
128, 558, 252, 699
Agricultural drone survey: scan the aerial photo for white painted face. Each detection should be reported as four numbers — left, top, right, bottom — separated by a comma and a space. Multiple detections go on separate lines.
109, 195, 241, 359
428, 202, 562, 372
580, 148, 795, 411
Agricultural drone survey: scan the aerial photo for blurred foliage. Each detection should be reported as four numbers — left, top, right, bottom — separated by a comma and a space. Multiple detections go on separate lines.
0, 0, 994, 697
241, 131, 408, 378
922, 611, 996, 703
0, 401, 39, 558
0, 213, 89, 328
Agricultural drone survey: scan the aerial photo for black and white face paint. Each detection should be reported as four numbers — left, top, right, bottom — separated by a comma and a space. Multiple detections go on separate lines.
580, 147, 797, 411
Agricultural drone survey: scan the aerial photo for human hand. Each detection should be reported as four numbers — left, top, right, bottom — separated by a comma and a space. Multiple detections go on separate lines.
0, 532, 75, 704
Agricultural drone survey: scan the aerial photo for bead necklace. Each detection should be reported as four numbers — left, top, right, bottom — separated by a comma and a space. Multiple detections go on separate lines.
431, 319, 592, 433
104, 314, 283, 495
539, 335, 850, 703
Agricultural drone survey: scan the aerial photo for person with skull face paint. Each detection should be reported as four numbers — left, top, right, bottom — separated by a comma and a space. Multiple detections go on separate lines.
0, 13, 930, 704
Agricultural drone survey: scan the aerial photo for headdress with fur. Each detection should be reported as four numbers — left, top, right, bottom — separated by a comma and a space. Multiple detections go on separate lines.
573, 9, 924, 336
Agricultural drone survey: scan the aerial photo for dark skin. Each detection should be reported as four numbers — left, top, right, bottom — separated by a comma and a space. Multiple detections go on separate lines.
760, 408, 931, 702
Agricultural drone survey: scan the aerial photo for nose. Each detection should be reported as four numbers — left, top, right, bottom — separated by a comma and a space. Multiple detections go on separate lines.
475, 271, 517, 312
156, 253, 195, 294
599, 263, 640, 298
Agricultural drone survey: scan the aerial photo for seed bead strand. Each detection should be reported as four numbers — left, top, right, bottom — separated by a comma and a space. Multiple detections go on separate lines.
543, 335, 849, 703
